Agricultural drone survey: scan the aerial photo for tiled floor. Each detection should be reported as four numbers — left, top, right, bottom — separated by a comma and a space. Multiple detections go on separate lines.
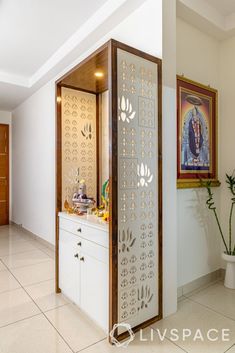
0, 225, 235, 353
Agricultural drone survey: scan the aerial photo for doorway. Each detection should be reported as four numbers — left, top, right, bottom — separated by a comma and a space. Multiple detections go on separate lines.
0, 124, 9, 225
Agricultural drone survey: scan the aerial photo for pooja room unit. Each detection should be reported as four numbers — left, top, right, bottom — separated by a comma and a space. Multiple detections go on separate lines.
56, 39, 162, 340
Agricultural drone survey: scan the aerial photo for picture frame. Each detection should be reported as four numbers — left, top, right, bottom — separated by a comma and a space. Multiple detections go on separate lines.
177, 75, 220, 189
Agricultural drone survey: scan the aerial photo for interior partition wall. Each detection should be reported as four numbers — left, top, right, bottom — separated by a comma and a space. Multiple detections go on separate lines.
109, 40, 162, 340
56, 39, 162, 342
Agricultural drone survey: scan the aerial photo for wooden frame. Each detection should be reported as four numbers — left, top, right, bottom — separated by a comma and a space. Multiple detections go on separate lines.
0, 124, 9, 226
109, 39, 162, 341
55, 39, 162, 342
177, 75, 220, 189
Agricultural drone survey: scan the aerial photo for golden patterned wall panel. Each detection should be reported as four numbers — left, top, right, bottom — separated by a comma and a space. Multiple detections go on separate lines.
61, 87, 97, 205
117, 49, 159, 331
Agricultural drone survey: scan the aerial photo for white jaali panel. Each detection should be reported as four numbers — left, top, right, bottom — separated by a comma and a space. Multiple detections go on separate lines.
61, 87, 97, 205
117, 49, 159, 329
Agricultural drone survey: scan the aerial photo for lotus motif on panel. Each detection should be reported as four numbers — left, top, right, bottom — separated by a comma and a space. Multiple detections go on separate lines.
118, 96, 136, 123
137, 163, 153, 187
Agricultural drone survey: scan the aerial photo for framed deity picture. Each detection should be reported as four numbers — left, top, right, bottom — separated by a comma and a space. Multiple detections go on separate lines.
177, 75, 220, 188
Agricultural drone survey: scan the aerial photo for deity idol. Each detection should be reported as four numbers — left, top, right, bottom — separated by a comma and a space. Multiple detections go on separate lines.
181, 94, 209, 171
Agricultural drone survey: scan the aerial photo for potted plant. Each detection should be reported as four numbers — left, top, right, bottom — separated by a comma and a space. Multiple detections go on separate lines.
203, 174, 235, 289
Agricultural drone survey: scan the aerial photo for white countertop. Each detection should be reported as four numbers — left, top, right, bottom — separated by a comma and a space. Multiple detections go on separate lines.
59, 212, 109, 232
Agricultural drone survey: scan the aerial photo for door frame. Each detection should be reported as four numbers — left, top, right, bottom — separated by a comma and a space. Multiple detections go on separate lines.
0, 124, 9, 225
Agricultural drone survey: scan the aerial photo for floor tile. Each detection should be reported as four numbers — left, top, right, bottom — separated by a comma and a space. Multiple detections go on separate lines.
0, 226, 25, 240
0, 269, 20, 293
82, 328, 185, 353
40, 246, 55, 259
152, 299, 235, 353
0, 226, 32, 240
0, 314, 72, 353
227, 344, 235, 352
0, 239, 38, 257
45, 304, 106, 352
187, 281, 235, 320
0, 260, 7, 271
0, 287, 40, 327
11, 259, 54, 286
1, 249, 50, 269
25, 279, 68, 312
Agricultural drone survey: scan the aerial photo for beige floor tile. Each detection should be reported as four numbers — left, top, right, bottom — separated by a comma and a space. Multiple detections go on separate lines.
0, 269, 20, 293
40, 246, 55, 259
45, 304, 106, 352
0, 226, 24, 239
152, 299, 235, 353
227, 344, 235, 352
25, 279, 68, 312
82, 328, 185, 353
0, 314, 72, 353
0, 239, 38, 257
1, 249, 50, 269
188, 282, 235, 320
11, 259, 54, 286
0, 287, 40, 327
0, 237, 26, 248
0, 227, 32, 242
0, 260, 7, 271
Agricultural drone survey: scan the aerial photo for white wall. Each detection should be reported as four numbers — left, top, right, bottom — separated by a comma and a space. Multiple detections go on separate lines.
219, 36, 235, 263
0, 110, 12, 220
176, 18, 221, 286
162, 0, 177, 316
12, 82, 55, 244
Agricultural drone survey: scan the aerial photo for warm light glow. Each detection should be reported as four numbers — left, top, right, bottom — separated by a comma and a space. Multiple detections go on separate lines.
57, 96, 62, 103
94, 71, 104, 78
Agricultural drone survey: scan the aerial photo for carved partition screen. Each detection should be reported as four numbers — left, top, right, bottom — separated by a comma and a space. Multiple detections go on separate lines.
61, 87, 97, 205
110, 42, 162, 338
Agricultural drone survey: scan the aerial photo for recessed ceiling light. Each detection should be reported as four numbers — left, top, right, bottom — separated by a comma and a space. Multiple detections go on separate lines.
94, 71, 104, 78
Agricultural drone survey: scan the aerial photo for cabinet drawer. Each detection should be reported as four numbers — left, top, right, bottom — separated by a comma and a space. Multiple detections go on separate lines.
78, 237, 108, 264
59, 227, 108, 264
59, 217, 108, 248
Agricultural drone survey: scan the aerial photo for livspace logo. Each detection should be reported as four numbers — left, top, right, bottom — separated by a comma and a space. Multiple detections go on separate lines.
109, 323, 135, 348
140, 328, 231, 343
110, 324, 231, 348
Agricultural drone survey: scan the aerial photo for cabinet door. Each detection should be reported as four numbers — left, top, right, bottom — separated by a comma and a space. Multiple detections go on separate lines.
80, 253, 108, 332
59, 229, 80, 305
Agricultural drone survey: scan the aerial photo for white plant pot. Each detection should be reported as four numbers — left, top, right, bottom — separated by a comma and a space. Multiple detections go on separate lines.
222, 253, 235, 289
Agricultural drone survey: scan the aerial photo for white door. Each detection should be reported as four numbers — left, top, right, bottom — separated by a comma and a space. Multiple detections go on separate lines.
80, 252, 108, 331
59, 229, 80, 305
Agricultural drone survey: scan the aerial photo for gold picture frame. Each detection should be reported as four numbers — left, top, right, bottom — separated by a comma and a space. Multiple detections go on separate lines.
177, 75, 220, 189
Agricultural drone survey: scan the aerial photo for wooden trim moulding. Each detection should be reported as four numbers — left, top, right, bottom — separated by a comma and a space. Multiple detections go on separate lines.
55, 84, 62, 293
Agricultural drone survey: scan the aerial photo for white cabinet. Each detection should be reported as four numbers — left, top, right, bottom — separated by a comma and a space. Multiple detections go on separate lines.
59, 229, 81, 305
80, 251, 108, 331
59, 213, 109, 332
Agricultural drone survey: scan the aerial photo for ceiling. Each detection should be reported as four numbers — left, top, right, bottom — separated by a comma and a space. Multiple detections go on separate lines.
177, 0, 235, 40
0, 0, 107, 78
205, 0, 235, 16
0, 0, 146, 111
